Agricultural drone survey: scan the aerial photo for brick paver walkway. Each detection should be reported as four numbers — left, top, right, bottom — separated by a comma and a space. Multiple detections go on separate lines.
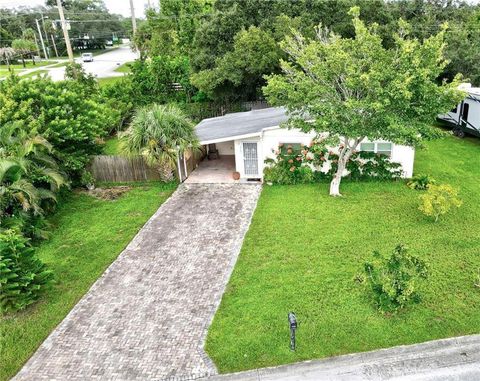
14, 184, 261, 381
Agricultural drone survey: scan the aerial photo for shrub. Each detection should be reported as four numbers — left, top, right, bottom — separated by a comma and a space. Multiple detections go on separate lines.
263, 141, 403, 185
129, 56, 197, 104
343, 151, 403, 180
0, 229, 53, 314
0, 75, 118, 179
364, 244, 428, 313
407, 174, 436, 190
101, 76, 136, 131
419, 184, 462, 222
263, 144, 315, 185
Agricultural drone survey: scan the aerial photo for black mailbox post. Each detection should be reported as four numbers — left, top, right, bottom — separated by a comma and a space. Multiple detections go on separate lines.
288, 312, 297, 351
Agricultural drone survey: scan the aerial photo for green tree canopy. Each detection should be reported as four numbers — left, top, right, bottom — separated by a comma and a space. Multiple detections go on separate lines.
444, 10, 480, 85
11, 39, 37, 67
0, 76, 119, 178
131, 0, 480, 105
263, 8, 465, 196
191, 26, 281, 101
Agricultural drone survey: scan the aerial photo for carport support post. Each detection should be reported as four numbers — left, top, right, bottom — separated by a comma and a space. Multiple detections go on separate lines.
177, 147, 183, 182
183, 153, 188, 179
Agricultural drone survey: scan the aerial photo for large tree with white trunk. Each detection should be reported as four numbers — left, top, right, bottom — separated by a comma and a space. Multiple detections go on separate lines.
263, 7, 464, 196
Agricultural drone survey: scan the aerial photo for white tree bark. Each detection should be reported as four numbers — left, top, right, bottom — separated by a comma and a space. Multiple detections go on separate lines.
329, 148, 350, 196
329, 137, 363, 197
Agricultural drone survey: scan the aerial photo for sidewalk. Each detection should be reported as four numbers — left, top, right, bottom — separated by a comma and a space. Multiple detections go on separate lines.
206, 334, 480, 381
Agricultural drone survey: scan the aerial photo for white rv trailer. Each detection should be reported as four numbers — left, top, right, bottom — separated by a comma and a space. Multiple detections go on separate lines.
438, 83, 480, 138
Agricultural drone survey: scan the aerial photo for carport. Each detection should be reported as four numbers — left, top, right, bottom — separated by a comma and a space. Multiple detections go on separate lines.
185, 108, 288, 183
185, 149, 236, 183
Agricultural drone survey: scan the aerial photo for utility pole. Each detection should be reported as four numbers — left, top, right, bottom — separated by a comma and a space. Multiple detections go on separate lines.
33, 33, 41, 57
51, 34, 59, 57
129, 0, 137, 34
40, 13, 50, 57
56, 0, 74, 62
35, 18, 48, 59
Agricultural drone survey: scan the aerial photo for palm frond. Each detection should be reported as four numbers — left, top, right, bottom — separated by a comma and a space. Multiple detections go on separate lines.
38, 167, 69, 190
0, 160, 22, 183
121, 104, 199, 173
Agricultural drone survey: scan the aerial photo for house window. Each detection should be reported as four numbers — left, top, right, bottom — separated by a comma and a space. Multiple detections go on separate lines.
280, 143, 302, 154
360, 142, 393, 157
359, 142, 375, 152
451, 106, 458, 113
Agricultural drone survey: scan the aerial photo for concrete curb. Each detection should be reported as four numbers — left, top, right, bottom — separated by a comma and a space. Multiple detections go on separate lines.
204, 334, 480, 380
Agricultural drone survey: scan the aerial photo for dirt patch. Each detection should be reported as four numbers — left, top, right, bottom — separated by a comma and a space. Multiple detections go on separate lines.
83, 186, 132, 200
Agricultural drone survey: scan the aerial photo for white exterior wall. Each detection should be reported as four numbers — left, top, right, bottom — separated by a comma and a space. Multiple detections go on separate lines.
390, 144, 415, 178
229, 127, 415, 179
215, 141, 235, 156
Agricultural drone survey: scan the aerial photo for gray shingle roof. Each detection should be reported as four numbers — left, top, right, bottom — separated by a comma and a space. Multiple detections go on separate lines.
195, 107, 288, 143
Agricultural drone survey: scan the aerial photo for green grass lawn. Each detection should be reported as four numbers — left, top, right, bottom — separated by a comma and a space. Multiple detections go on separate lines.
102, 136, 122, 155
0, 182, 176, 381
97, 60, 133, 87
20, 70, 49, 80
47, 61, 68, 68
97, 76, 124, 87
0, 61, 57, 79
0, 60, 56, 71
115, 61, 133, 73
206, 135, 480, 373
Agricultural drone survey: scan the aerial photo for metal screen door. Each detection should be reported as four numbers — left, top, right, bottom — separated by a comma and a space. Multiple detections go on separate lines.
243, 142, 258, 176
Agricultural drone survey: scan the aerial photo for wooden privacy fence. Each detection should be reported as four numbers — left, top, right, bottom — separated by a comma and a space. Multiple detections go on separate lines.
90, 148, 206, 183
90, 155, 161, 182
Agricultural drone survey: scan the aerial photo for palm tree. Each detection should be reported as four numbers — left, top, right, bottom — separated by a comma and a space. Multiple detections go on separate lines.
0, 47, 15, 69
0, 123, 68, 217
120, 104, 199, 180
0, 160, 43, 215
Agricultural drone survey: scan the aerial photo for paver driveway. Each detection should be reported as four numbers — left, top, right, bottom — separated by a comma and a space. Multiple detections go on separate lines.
14, 184, 261, 381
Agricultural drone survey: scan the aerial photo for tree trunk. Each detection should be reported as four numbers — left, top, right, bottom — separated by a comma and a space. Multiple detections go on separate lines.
21, 57, 26, 68
329, 152, 349, 196
328, 137, 364, 197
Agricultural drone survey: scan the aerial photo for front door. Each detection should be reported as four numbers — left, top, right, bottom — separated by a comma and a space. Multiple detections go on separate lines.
243, 142, 259, 177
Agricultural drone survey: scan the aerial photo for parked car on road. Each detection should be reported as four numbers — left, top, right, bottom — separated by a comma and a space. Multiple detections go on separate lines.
82, 53, 93, 62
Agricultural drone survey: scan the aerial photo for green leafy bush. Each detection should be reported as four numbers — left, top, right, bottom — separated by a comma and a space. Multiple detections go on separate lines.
101, 77, 136, 130
0, 75, 118, 179
419, 184, 462, 222
364, 244, 428, 313
407, 174, 436, 190
130, 56, 197, 104
0, 229, 53, 314
344, 151, 403, 180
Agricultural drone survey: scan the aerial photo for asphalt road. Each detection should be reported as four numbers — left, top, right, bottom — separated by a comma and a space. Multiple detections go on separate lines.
35, 45, 138, 81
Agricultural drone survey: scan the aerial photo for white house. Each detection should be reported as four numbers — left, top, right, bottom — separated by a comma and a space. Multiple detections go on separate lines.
187, 107, 415, 183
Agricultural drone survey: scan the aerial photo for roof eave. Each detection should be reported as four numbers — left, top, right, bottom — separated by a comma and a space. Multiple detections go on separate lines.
199, 132, 263, 145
